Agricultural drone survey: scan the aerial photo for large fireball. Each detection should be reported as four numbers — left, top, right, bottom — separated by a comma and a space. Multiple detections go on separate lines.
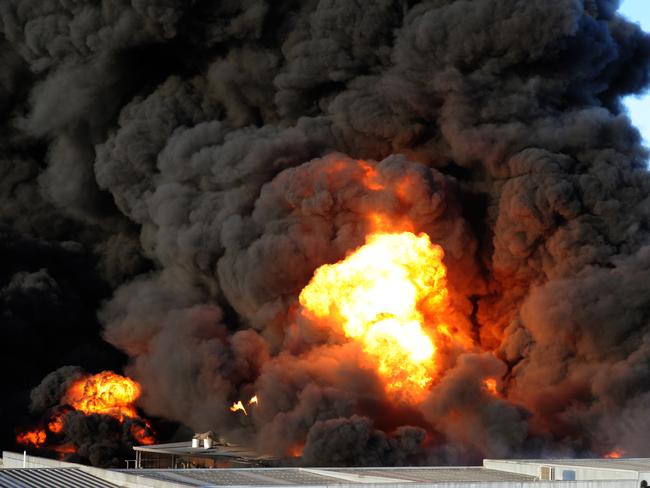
299, 231, 449, 403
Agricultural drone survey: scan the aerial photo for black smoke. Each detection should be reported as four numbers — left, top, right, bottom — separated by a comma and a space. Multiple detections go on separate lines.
2, 0, 650, 467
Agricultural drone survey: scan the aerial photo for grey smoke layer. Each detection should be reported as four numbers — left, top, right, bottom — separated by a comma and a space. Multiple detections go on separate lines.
2, 0, 650, 466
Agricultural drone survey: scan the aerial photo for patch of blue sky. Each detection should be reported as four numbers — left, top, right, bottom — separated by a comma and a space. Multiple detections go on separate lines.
619, 0, 650, 146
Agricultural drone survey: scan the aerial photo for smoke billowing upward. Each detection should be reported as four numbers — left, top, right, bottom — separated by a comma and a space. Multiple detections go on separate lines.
2, 0, 650, 467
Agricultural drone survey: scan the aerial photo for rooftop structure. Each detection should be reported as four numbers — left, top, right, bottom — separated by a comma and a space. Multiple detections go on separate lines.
131, 440, 277, 469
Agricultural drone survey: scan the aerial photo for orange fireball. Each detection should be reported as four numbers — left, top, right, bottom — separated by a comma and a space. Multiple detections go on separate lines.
64, 371, 141, 421
300, 231, 449, 403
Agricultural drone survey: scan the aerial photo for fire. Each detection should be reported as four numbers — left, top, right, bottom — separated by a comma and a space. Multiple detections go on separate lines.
230, 395, 259, 415
48, 415, 64, 434
62, 371, 155, 445
53, 443, 76, 459
16, 429, 46, 448
130, 423, 156, 445
300, 231, 449, 403
16, 371, 154, 454
64, 371, 141, 421
604, 448, 625, 459
230, 400, 248, 415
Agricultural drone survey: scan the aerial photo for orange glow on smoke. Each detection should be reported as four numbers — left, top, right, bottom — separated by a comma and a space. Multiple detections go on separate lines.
300, 231, 450, 403
604, 448, 625, 459
48, 415, 64, 434
16, 429, 46, 448
289, 444, 304, 457
359, 161, 384, 190
483, 378, 498, 395
64, 371, 141, 421
230, 400, 248, 415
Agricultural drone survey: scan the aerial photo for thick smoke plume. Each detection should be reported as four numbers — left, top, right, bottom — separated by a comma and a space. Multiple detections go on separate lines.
2, 0, 650, 467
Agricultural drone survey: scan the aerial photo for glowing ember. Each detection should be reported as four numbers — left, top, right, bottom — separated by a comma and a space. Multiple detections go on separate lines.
230, 400, 248, 415
248, 395, 259, 406
604, 449, 625, 459
483, 378, 498, 395
64, 371, 141, 421
16, 429, 46, 448
48, 415, 64, 434
300, 231, 449, 403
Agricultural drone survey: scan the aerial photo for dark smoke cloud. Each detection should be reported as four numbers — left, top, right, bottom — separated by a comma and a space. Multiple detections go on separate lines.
2, 0, 650, 467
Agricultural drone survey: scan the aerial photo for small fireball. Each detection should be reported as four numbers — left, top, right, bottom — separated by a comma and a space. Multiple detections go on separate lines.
16, 429, 46, 448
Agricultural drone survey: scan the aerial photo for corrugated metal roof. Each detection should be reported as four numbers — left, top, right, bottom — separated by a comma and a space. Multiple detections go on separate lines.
0, 468, 118, 488
122, 466, 536, 486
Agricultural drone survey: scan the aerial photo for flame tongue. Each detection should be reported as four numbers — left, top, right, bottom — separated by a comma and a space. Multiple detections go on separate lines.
299, 231, 448, 403
230, 400, 248, 415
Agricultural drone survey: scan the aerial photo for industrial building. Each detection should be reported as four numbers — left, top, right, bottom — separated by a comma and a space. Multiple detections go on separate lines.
1, 450, 650, 487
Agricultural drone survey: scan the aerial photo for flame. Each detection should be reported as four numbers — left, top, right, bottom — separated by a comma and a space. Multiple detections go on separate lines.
604, 448, 625, 459
248, 395, 259, 406
53, 443, 76, 460
16, 371, 154, 453
64, 371, 141, 421
483, 378, 498, 395
230, 400, 248, 415
16, 429, 46, 448
62, 371, 155, 445
130, 423, 156, 445
48, 415, 64, 434
300, 231, 449, 403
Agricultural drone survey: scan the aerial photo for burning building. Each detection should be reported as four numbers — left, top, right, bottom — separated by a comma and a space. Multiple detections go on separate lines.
2, 0, 650, 468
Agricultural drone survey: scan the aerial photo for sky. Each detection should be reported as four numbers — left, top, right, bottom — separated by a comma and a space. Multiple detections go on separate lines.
620, 0, 650, 145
